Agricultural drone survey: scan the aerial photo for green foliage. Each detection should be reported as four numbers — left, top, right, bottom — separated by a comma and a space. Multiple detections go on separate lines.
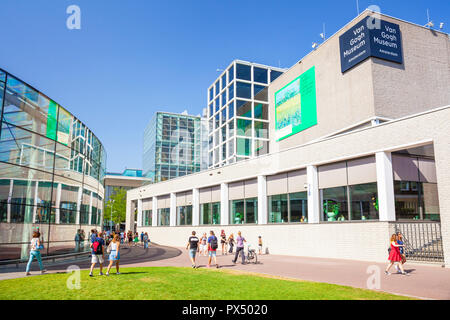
0, 267, 414, 300
104, 187, 127, 224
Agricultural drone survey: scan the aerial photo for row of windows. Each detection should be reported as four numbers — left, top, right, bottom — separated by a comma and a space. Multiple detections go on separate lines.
138, 180, 441, 226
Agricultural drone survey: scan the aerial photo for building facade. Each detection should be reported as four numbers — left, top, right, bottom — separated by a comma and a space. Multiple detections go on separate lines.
143, 111, 208, 183
0, 68, 107, 261
207, 60, 285, 167
126, 11, 450, 266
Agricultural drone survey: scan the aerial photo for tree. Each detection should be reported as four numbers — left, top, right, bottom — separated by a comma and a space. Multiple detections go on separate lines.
104, 187, 127, 225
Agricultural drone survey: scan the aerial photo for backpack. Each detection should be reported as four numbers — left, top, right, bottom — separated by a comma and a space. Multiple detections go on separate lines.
210, 236, 218, 250
93, 238, 103, 255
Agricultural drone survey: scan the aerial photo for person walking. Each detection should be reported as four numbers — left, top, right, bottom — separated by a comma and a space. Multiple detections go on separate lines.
220, 230, 227, 255
140, 231, 145, 245
228, 233, 235, 254
232, 231, 246, 265
127, 231, 133, 246
385, 234, 409, 276
89, 231, 105, 277
106, 234, 121, 276
133, 232, 139, 247
200, 233, 208, 256
395, 232, 407, 273
258, 236, 263, 255
25, 231, 46, 276
143, 232, 149, 249
120, 231, 124, 244
186, 231, 200, 268
207, 231, 219, 268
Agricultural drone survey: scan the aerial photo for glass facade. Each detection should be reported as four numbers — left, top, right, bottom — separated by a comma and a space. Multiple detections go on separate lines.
0, 68, 106, 261
268, 192, 308, 223
143, 112, 208, 182
230, 198, 258, 224
200, 202, 220, 225
207, 60, 284, 168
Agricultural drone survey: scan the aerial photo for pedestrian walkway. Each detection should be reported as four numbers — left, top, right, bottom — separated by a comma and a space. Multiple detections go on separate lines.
1, 244, 449, 300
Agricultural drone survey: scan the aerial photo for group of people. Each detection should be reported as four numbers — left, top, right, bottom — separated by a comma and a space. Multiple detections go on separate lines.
385, 232, 409, 276
186, 230, 263, 269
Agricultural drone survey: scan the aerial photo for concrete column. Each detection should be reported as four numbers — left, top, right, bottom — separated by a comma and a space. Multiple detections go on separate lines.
220, 183, 229, 225
125, 197, 132, 232
55, 183, 61, 224
257, 176, 267, 225
152, 196, 158, 227
192, 188, 200, 226
75, 187, 82, 225
137, 198, 143, 227
307, 165, 320, 223
376, 151, 396, 221
170, 193, 176, 227
433, 138, 450, 268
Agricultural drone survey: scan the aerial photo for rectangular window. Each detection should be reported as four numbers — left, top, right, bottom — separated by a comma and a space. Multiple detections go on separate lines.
228, 65, 234, 83
237, 119, 252, 137
236, 82, 251, 99
254, 84, 268, 101
177, 205, 192, 225
236, 100, 252, 118
253, 67, 268, 84
349, 182, 379, 220
236, 64, 251, 81
158, 208, 170, 226
200, 202, 220, 225
268, 194, 288, 223
236, 138, 251, 157
254, 103, 268, 120
321, 186, 349, 222
230, 198, 258, 224
290, 192, 307, 222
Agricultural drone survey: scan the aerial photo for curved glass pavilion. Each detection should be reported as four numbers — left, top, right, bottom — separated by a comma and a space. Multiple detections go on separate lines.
0, 68, 106, 261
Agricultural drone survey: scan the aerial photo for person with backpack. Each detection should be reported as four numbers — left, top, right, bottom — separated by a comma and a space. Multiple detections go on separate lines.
207, 230, 219, 268
89, 231, 105, 277
186, 231, 200, 268
232, 231, 246, 265
25, 231, 46, 276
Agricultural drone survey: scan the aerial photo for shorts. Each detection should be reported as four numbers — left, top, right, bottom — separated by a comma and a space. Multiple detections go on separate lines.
91, 254, 104, 264
208, 250, 217, 257
109, 251, 120, 261
199, 244, 207, 252
189, 248, 197, 258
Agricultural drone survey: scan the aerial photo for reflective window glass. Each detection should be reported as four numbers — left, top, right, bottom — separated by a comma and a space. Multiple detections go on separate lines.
254, 85, 268, 101
270, 70, 283, 82
236, 82, 251, 99
254, 67, 268, 84
237, 119, 252, 137
236, 100, 252, 118
228, 66, 234, 83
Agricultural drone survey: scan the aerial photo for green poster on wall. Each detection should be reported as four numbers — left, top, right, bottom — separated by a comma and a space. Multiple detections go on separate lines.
275, 66, 317, 141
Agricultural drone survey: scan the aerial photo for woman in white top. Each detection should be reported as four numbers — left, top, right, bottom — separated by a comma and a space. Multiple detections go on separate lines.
25, 231, 46, 276
106, 234, 121, 275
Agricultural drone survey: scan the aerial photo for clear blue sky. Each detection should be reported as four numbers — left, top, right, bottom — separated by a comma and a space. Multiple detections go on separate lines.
0, 0, 448, 172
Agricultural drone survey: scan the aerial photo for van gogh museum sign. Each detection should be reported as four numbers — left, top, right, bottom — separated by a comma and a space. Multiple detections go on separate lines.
339, 16, 403, 73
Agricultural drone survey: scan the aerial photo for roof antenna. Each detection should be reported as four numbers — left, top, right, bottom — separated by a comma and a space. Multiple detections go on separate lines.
356, 0, 360, 15
425, 9, 434, 28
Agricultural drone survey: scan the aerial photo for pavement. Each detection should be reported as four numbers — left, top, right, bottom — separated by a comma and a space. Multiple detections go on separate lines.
1, 243, 449, 300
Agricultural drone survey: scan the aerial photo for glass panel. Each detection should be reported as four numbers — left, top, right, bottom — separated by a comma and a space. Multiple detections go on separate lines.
236, 64, 251, 81
228, 65, 234, 83
394, 181, 421, 220
212, 202, 220, 224
221, 92, 226, 108
228, 121, 234, 137
221, 74, 226, 90
290, 192, 308, 222
221, 108, 227, 126
254, 121, 268, 139
209, 87, 213, 102
270, 70, 283, 82
201, 203, 211, 225
236, 138, 251, 157
228, 138, 235, 158
321, 186, 348, 221
237, 119, 252, 137
423, 183, 440, 221
349, 183, 379, 220
236, 82, 251, 99
228, 101, 235, 120
253, 67, 268, 84
254, 140, 268, 157
158, 208, 170, 226
215, 81, 220, 97
228, 84, 234, 101
254, 85, 268, 101
245, 197, 258, 224
268, 194, 288, 223
236, 100, 252, 118
230, 199, 245, 224
254, 103, 268, 120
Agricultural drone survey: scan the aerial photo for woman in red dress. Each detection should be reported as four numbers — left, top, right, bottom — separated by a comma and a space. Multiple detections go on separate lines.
385, 234, 408, 275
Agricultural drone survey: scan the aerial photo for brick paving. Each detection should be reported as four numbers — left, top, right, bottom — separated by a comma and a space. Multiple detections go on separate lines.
1, 244, 449, 300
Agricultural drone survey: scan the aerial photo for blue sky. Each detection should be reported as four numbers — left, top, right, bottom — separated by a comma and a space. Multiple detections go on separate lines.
0, 0, 448, 172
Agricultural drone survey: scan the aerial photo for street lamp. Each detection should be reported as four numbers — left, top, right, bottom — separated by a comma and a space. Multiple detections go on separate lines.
110, 199, 115, 232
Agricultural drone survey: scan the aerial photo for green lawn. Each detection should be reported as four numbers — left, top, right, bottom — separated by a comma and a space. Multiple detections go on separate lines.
0, 267, 414, 300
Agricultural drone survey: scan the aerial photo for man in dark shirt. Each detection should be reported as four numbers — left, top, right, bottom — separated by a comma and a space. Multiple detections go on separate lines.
186, 231, 200, 268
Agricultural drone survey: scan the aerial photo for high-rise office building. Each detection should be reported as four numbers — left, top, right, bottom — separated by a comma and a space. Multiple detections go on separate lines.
207, 60, 285, 168
143, 111, 208, 183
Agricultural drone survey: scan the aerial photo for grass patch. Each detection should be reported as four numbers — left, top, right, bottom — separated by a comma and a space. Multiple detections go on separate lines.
0, 267, 414, 300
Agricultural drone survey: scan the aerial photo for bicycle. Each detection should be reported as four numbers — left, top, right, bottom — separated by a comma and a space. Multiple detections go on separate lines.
245, 244, 258, 264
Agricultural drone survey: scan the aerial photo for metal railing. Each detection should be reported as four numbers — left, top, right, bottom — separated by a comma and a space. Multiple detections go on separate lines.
392, 221, 444, 263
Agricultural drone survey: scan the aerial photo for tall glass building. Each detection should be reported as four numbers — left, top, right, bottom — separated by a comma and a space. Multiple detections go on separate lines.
207, 60, 285, 168
0, 68, 107, 261
143, 112, 208, 183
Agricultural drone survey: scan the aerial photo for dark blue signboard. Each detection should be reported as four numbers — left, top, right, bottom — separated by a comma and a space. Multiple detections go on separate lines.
339, 16, 403, 73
